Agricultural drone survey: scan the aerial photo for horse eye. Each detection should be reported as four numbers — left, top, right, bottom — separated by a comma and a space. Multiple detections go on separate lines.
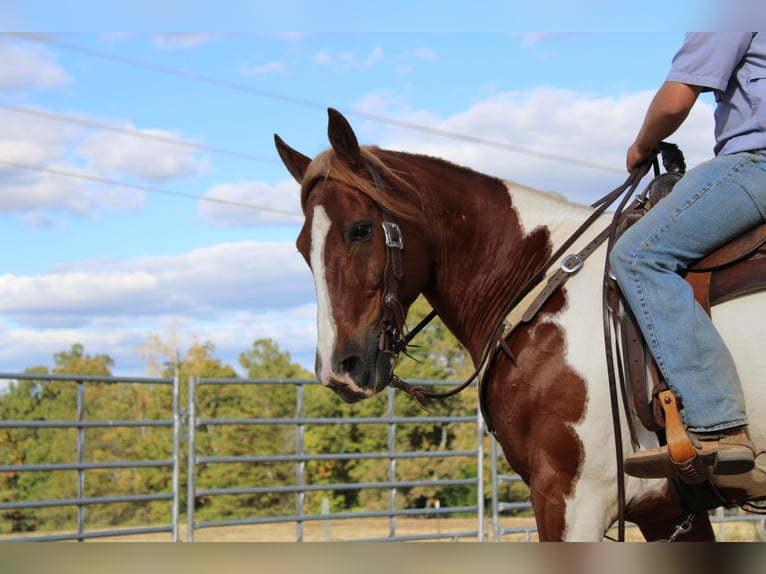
349, 221, 373, 242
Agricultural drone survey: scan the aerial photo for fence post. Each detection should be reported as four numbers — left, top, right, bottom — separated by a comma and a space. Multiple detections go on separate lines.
387, 385, 397, 538
296, 382, 305, 542
186, 375, 197, 542
491, 435, 499, 542
476, 403, 485, 542
76, 379, 85, 542
171, 373, 181, 542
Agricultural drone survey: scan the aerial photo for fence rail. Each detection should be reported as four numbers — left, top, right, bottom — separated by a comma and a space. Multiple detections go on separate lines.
185, 377, 486, 542
0, 372, 181, 542
1, 373, 763, 542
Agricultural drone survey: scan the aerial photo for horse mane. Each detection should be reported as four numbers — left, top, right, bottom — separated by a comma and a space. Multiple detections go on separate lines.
300, 146, 427, 222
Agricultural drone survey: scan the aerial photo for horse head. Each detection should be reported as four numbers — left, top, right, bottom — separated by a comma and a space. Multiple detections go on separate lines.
275, 109, 430, 403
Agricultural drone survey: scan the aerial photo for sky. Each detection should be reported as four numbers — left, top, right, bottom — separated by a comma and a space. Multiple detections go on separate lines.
0, 24, 727, 380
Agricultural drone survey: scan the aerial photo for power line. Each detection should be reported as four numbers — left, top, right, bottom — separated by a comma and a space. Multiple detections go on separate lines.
5, 33, 624, 175
0, 159, 303, 218
1, 104, 281, 165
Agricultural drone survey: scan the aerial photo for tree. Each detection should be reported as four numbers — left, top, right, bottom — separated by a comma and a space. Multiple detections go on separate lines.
239, 338, 312, 379
0, 344, 116, 532
192, 338, 312, 521
297, 296, 483, 513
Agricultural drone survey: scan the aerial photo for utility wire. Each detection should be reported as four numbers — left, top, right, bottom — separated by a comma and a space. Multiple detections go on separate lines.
0, 159, 303, 218
1, 104, 281, 165
5, 32, 624, 175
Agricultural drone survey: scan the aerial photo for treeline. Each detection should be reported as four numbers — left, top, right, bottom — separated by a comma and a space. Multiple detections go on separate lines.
0, 299, 529, 534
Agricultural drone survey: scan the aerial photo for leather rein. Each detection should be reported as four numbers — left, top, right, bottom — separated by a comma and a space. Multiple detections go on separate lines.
367, 156, 656, 414
366, 153, 676, 542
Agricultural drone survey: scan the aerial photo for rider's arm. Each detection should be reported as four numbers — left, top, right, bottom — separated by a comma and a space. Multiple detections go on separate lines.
627, 81, 702, 172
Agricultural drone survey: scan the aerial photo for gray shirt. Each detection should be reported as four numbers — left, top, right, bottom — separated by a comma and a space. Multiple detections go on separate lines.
667, 32, 766, 156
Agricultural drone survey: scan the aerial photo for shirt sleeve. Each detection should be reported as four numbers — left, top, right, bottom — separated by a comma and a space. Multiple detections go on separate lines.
666, 32, 755, 92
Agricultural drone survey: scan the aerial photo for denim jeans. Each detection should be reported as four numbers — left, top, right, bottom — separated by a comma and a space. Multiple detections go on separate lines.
609, 151, 766, 432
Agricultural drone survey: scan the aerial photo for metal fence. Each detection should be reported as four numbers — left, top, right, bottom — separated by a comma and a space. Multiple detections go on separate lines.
0, 372, 182, 542
186, 377, 488, 542
0, 373, 500, 542
1, 373, 763, 542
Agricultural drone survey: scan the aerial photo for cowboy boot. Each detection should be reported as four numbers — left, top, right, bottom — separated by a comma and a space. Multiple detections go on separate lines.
624, 426, 756, 483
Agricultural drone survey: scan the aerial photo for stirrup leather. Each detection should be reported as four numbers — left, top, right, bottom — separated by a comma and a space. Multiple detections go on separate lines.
657, 390, 708, 485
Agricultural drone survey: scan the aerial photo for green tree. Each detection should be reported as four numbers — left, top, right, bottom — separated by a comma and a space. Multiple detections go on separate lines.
191, 338, 312, 521
239, 338, 312, 379
0, 344, 116, 533
297, 296, 482, 513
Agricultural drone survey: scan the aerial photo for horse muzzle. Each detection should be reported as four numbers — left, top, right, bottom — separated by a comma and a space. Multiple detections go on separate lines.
316, 346, 394, 403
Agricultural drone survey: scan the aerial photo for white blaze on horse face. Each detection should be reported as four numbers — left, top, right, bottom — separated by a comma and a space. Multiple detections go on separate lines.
310, 206, 338, 385
310, 205, 369, 395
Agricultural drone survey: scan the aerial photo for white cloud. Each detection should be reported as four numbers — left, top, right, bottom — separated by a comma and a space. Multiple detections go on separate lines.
152, 33, 221, 50
315, 50, 332, 66
0, 84, 720, 381
0, 240, 318, 376
0, 107, 209, 217
0, 241, 314, 328
0, 303, 319, 377
0, 107, 79, 164
76, 127, 208, 182
314, 46, 384, 72
0, 38, 70, 91
241, 61, 287, 77
356, 86, 716, 203
197, 179, 303, 226
515, 32, 556, 47
410, 47, 437, 61
0, 161, 140, 218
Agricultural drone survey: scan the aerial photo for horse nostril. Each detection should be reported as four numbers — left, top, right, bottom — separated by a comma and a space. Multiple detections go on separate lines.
338, 356, 360, 376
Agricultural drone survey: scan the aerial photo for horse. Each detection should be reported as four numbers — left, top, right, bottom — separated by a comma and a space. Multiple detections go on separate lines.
274, 108, 766, 541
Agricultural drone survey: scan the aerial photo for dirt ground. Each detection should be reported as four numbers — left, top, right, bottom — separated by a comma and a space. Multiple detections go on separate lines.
84, 515, 763, 542
4, 514, 764, 542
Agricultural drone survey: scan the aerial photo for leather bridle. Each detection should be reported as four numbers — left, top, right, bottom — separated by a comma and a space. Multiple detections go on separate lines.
366, 160, 420, 357
364, 160, 443, 402
363, 150, 680, 541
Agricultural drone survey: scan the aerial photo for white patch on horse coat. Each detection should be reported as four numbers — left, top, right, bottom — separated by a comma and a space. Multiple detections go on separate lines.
504, 183, 682, 539
505, 181, 595, 249
504, 182, 766, 538
712, 294, 766, 452
310, 206, 338, 385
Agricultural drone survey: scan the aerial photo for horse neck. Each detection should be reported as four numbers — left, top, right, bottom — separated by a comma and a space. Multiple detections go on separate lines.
422, 177, 595, 364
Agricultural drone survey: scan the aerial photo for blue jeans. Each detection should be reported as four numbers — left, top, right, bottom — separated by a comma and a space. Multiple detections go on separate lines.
609, 151, 766, 432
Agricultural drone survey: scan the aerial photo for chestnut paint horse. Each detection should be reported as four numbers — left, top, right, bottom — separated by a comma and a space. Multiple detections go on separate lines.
275, 108, 766, 541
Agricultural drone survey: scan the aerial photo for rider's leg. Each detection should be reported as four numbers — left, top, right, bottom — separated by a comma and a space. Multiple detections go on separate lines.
609, 150, 766, 478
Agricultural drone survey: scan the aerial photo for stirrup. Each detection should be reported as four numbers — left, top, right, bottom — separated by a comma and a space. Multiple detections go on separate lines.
656, 390, 709, 485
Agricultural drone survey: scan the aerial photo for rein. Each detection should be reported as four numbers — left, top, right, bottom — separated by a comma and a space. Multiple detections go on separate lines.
383, 160, 654, 410
365, 153, 661, 541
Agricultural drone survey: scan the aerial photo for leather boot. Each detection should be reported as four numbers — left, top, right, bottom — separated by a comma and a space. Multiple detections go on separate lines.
624, 426, 755, 482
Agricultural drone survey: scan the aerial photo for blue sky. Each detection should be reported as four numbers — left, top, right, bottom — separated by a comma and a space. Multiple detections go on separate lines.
0, 27, 725, 378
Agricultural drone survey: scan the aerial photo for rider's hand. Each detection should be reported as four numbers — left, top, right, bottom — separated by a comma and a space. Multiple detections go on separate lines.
626, 142, 655, 173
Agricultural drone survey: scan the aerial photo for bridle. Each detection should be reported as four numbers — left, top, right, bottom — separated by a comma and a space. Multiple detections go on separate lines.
364, 150, 685, 542
364, 148, 661, 403
366, 160, 433, 356
363, 160, 445, 404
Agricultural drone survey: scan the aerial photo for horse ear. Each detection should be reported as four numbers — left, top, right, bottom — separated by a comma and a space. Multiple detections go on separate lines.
274, 134, 312, 184
327, 108, 362, 168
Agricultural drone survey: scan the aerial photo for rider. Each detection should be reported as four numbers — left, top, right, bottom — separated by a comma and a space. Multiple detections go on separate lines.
609, 33, 765, 482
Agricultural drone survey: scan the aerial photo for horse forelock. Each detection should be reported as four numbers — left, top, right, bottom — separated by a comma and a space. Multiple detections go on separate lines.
300, 147, 423, 221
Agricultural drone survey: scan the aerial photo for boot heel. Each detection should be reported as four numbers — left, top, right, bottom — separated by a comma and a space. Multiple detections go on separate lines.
712, 450, 754, 475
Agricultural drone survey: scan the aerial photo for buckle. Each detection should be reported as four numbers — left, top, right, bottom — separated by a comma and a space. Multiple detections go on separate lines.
382, 221, 403, 249
560, 253, 583, 273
